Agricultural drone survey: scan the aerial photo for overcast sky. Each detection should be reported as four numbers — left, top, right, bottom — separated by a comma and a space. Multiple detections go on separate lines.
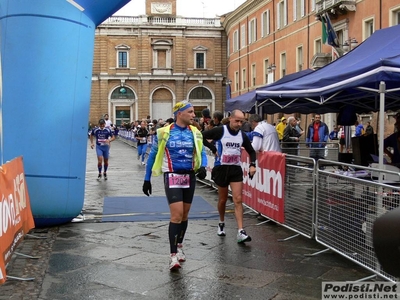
114, 0, 246, 18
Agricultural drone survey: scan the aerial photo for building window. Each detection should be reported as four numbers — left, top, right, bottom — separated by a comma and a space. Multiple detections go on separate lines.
227, 38, 230, 56
310, 0, 315, 11
151, 39, 173, 74
280, 52, 286, 77
293, 0, 305, 21
315, 38, 322, 54
363, 18, 374, 39
195, 52, 205, 69
111, 86, 135, 99
390, 6, 400, 25
251, 64, 256, 87
277, 0, 287, 29
261, 10, 270, 37
189, 87, 212, 99
193, 46, 207, 69
242, 68, 246, 89
297, 46, 303, 71
235, 71, 239, 91
241, 24, 246, 48
264, 59, 269, 83
115, 44, 130, 68
248, 18, 257, 44
233, 30, 239, 52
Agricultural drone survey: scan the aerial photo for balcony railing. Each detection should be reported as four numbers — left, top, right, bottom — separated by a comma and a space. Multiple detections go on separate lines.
316, 0, 356, 14
101, 16, 221, 27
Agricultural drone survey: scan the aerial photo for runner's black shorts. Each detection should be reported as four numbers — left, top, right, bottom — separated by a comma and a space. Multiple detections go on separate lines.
211, 165, 243, 187
163, 171, 196, 204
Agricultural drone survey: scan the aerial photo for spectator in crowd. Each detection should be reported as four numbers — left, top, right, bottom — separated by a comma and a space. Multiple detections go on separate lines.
135, 120, 149, 165
295, 118, 304, 136
365, 121, 374, 136
142, 101, 207, 270
103, 113, 113, 129
248, 114, 281, 152
213, 111, 224, 127
275, 117, 287, 142
384, 121, 400, 166
306, 114, 329, 162
338, 126, 346, 153
90, 118, 115, 181
329, 126, 339, 140
355, 120, 364, 137
240, 117, 252, 133
202, 110, 256, 244
164, 118, 174, 126
282, 116, 302, 155
201, 108, 211, 131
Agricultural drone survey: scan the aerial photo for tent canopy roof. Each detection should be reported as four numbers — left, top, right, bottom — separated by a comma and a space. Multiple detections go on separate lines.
255, 24, 400, 114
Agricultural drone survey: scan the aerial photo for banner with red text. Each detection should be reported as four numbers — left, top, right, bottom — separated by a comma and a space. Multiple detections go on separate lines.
242, 151, 286, 223
0, 157, 35, 284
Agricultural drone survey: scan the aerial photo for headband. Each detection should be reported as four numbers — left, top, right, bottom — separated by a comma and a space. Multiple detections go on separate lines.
173, 101, 193, 116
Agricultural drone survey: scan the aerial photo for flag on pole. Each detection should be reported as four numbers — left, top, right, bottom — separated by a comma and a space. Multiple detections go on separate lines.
321, 13, 339, 48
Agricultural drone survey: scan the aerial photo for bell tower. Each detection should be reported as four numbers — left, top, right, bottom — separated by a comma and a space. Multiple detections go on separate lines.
146, 0, 176, 16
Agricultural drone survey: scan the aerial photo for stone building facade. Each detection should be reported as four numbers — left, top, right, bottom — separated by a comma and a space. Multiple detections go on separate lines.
223, 0, 400, 136
90, 0, 227, 125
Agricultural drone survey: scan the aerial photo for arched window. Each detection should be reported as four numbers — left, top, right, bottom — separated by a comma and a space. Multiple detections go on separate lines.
111, 86, 135, 99
188, 87, 212, 100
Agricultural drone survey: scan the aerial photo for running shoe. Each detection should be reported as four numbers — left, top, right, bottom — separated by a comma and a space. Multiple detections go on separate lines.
169, 254, 181, 270
141, 161, 146, 166
97, 174, 102, 181
237, 229, 252, 243
103, 173, 107, 180
217, 222, 226, 236
176, 247, 186, 262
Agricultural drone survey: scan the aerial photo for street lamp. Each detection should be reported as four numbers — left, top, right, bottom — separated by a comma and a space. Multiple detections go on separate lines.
267, 63, 276, 73
342, 38, 358, 53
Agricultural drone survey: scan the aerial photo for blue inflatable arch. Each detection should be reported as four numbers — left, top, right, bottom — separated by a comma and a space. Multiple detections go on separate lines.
0, 0, 130, 226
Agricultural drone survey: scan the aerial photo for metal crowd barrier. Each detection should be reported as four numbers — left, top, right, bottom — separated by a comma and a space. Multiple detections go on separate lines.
281, 155, 316, 239
117, 130, 398, 281
315, 160, 399, 282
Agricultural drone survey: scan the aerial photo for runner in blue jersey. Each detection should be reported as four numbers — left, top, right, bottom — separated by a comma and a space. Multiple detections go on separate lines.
90, 119, 115, 180
142, 101, 207, 271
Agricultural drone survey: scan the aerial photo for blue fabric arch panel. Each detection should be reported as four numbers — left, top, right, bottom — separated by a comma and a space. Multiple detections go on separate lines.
0, 0, 129, 226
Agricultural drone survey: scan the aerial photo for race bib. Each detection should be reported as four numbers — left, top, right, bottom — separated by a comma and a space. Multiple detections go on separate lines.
168, 173, 190, 188
140, 137, 146, 142
221, 154, 240, 164
98, 139, 108, 146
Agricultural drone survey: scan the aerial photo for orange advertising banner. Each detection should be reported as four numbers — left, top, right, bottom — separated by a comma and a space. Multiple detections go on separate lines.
0, 156, 35, 285
242, 151, 286, 223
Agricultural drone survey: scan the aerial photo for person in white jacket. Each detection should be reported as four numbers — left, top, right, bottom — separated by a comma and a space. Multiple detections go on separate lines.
248, 114, 281, 152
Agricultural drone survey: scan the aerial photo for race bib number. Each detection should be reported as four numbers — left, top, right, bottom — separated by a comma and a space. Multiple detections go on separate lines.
222, 155, 240, 164
98, 139, 108, 146
168, 173, 190, 188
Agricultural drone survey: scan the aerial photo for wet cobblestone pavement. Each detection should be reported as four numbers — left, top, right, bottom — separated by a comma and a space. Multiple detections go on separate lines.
1, 138, 372, 300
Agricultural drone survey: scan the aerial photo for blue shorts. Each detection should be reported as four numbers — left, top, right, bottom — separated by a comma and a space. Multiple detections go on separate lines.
96, 144, 110, 159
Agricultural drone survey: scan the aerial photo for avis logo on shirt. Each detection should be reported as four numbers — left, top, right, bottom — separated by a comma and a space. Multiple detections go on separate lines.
225, 142, 240, 148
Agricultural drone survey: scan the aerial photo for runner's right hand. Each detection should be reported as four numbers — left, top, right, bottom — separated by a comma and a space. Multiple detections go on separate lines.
142, 180, 152, 196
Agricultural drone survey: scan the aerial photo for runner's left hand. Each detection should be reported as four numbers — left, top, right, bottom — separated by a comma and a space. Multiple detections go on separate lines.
196, 167, 207, 180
